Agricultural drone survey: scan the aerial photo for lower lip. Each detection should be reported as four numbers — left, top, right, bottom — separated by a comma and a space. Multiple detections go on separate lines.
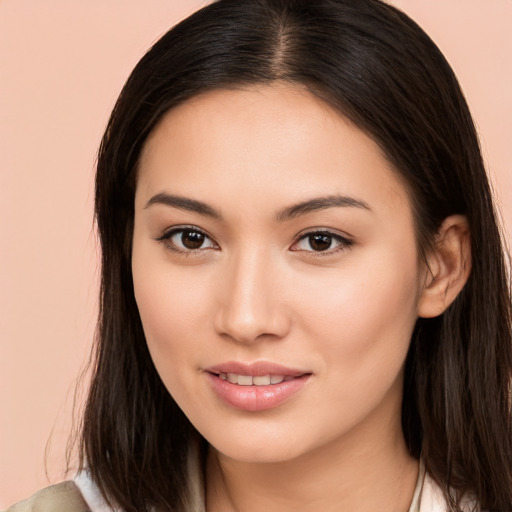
206, 373, 311, 412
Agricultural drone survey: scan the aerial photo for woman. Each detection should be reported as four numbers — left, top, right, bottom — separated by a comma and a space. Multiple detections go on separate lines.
7, 0, 512, 511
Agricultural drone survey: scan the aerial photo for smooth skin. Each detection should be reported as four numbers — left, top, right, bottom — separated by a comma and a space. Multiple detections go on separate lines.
132, 84, 471, 512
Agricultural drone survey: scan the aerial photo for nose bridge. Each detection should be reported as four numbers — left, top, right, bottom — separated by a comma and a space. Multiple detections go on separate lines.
214, 243, 288, 343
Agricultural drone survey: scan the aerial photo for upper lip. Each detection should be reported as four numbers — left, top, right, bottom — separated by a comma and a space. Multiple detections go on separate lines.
205, 361, 310, 377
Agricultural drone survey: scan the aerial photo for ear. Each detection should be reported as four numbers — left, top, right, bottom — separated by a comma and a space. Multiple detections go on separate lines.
418, 215, 471, 318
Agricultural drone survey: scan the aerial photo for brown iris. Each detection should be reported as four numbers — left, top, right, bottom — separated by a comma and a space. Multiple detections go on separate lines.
308, 233, 333, 251
181, 230, 206, 249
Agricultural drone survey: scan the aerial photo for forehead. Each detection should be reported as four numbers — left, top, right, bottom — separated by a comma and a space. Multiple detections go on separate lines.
137, 84, 411, 220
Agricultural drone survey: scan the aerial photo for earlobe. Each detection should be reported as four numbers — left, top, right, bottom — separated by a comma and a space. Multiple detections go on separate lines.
418, 215, 472, 319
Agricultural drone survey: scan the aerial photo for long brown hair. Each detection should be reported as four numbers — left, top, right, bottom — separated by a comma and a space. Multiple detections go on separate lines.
80, 0, 512, 510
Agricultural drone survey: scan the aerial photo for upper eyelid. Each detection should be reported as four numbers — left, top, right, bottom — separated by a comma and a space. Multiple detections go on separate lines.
295, 227, 353, 241
157, 225, 212, 241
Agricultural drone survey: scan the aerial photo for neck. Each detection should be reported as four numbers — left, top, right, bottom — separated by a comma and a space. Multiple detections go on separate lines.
206, 412, 419, 512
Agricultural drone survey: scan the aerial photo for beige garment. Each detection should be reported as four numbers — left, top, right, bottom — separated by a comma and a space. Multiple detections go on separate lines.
3, 481, 89, 512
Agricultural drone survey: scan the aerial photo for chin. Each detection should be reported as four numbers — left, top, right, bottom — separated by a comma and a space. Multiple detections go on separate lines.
214, 442, 303, 464
201, 424, 319, 464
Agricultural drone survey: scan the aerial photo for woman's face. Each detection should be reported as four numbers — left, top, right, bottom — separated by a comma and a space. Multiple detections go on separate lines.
132, 84, 426, 463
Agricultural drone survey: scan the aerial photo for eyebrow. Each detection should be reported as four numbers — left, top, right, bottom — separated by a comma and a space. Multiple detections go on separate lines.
144, 193, 222, 219
144, 192, 370, 221
275, 194, 371, 221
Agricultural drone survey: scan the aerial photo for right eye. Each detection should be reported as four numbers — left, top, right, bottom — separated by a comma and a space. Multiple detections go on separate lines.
157, 226, 218, 253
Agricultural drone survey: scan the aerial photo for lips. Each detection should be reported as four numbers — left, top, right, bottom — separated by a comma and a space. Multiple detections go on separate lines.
205, 361, 311, 412
207, 360, 307, 377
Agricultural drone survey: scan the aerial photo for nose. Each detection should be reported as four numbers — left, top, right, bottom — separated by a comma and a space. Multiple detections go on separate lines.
213, 248, 291, 344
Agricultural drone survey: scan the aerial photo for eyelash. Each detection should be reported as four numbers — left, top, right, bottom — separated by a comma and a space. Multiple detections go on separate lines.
156, 226, 354, 256
156, 225, 218, 254
291, 230, 354, 256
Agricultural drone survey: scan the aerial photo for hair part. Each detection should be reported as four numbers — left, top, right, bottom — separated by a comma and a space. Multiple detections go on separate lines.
80, 1, 512, 510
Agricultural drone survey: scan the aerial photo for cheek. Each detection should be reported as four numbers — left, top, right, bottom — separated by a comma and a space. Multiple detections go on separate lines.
131, 239, 213, 376
132, 265, 218, 418
138, 279, 206, 337
284, 249, 420, 443
298, 247, 420, 378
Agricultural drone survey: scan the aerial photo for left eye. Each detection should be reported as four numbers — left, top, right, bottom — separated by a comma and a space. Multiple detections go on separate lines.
292, 231, 352, 253
160, 228, 217, 251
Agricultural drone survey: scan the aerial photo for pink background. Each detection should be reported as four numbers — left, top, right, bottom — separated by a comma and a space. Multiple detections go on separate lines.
1, 0, 510, 507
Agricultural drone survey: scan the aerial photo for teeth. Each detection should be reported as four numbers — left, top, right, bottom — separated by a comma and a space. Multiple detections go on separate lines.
219, 373, 289, 386
253, 375, 271, 386
237, 375, 253, 386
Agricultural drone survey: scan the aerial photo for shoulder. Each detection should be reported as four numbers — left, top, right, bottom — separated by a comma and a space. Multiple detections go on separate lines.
4, 482, 89, 512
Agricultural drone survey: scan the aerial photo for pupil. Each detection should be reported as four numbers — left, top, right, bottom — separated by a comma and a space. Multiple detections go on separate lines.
182, 230, 204, 249
309, 233, 332, 251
